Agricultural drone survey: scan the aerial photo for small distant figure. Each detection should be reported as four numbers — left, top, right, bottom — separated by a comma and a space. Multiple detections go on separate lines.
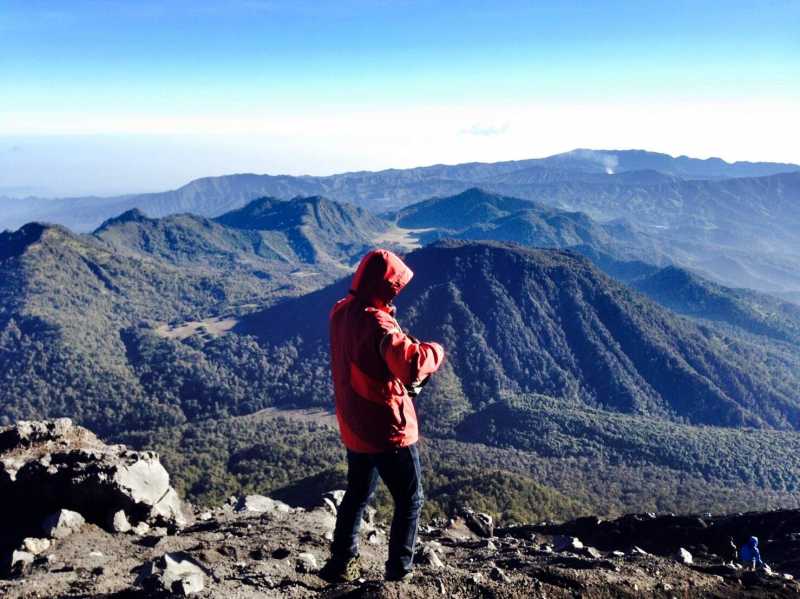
739, 536, 766, 571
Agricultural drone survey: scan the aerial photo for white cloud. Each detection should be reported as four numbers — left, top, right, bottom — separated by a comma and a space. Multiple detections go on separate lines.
461, 122, 510, 137
1, 98, 797, 195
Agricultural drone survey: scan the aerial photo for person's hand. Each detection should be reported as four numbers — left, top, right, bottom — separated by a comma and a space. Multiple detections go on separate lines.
406, 375, 430, 397
405, 331, 420, 344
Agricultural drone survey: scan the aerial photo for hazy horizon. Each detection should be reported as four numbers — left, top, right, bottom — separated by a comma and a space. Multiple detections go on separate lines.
2, 0, 798, 197
5, 144, 800, 200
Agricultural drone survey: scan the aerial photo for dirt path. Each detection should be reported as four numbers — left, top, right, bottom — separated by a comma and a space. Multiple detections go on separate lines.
154, 316, 238, 340
373, 225, 435, 252
236, 406, 338, 428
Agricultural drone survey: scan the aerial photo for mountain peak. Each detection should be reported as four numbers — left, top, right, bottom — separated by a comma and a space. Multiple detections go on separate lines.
0, 222, 73, 260
94, 208, 152, 233
396, 189, 538, 229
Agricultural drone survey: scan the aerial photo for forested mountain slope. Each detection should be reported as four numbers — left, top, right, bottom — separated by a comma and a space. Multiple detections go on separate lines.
393, 188, 660, 263
94, 195, 386, 269
237, 240, 800, 431
4, 221, 800, 519
215, 195, 387, 265
0, 220, 330, 433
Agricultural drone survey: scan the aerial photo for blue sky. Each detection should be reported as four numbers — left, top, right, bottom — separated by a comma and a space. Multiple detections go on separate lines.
1, 0, 798, 196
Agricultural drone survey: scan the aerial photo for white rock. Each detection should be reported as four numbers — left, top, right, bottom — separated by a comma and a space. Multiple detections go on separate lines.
417, 544, 444, 569
141, 552, 205, 596
323, 490, 346, 508
583, 546, 602, 559
236, 494, 275, 513
42, 509, 85, 539
198, 511, 213, 521
22, 537, 51, 555
112, 510, 132, 533
554, 535, 584, 552
11, 550, 34, 569
162, 553, 205, 596
676, 548, 693, 564
132, 521, 151, 536
296, 552, 319, 573
113, 457, 170, 506
153, 487, 191, 527
112, 457, 190, 527
321, 497, 337, 515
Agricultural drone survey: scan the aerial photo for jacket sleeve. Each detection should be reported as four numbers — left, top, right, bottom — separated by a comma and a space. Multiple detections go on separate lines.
377, 319, 444, 386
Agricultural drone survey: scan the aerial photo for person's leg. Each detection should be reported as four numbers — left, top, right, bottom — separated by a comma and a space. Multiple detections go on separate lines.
330, 449, 379, 561
375, 443, 424, 578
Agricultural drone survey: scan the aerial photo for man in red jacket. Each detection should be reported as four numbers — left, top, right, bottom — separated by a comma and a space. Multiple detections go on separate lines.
320, 249, 445, 583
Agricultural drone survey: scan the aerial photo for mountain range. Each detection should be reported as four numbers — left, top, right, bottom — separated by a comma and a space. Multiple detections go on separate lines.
3, 148, 797, 230
4, 148, 797, 297
3, 154, 800, 521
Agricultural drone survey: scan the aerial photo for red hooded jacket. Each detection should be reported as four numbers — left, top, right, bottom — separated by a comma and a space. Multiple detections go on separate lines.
329, 249, 445, 453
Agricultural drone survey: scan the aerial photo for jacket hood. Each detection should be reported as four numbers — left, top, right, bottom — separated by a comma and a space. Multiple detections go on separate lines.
350, 249, 413, 308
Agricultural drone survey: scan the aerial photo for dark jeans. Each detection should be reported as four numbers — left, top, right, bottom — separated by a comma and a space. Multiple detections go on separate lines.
331, 443, 424, 574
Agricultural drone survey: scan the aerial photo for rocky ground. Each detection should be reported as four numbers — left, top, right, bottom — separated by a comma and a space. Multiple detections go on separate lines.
2, 420, 800, 598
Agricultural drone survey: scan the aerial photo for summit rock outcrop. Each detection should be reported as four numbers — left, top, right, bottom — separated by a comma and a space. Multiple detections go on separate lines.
0, 418, 191, 569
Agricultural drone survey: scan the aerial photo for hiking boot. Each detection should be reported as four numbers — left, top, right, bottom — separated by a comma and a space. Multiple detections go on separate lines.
384, 567, 413, 582
319, 555, 361, 583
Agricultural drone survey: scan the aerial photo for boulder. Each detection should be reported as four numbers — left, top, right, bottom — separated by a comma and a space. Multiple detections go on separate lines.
21, 537, 51, 555
0, 419, 192, 538
416, 543, 444, 569
582, 546, 602, 559
463, 510, 494, 538
323, 489, 346, 507
9, 550, 34, 577
139, 552, 206, 596
554, 535, 584, 552
132, 521, 151, 536
235, 494, 291, 513
676, 548, 693, 564
42, 509, 85, 539
296, 552, 319, 573
321, 497, 338, 515
112, 510, 132, 533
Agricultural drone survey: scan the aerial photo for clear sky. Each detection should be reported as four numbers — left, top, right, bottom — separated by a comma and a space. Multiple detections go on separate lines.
1, 0, 798, 196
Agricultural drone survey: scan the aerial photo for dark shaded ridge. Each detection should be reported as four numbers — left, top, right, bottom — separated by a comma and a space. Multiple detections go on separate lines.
0, 223, 51, 259
237, 240, 800, 431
